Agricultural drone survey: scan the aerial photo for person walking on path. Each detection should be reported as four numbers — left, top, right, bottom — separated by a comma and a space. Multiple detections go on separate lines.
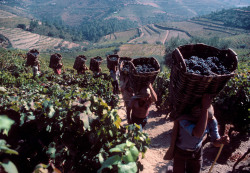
164, 94, 230, 173
127, 83, 157, 129
119, 71, 134, 118
110, 66, 120, 94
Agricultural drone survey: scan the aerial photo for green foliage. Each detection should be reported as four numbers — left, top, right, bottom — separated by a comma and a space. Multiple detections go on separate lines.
0, 48, 150, 172
26, 18, 137, 42
204, 6, 250, 30
153, 71, 171, 112
214, 65, 250, 134
17, 24, 26, 30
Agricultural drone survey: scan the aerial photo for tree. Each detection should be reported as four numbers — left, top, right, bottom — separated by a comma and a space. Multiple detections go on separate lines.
29, 20, 39, 31
17, 24, 26, 30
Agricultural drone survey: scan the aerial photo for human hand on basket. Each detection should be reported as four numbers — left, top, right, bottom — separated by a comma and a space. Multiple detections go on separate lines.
202, 94, 214, 109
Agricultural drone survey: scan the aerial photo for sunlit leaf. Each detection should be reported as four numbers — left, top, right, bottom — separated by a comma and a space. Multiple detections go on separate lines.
0, 116, 14, 134
1, 159, 18, 173
0, 139, 18, 155
114, 117, 121, 129
0, 87, 7, 93
48, 105, 55, 118
97, 155, 121, 173
117, 162, 137, 173
79, 113, 90, 131
98, 153, 104, 164
33, 163, 49, 173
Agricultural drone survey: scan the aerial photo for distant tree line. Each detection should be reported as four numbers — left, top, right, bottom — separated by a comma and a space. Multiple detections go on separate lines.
204, 6, 250, 30
18, 18, 138, 42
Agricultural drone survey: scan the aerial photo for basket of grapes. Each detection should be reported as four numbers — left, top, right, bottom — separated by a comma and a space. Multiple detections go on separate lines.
119, 57, 132, 75
73, 55, 87, 70
169, 43, 238, 117
129, 57, 160, 94
107, 54, 120, 70
90, 56, 103, 72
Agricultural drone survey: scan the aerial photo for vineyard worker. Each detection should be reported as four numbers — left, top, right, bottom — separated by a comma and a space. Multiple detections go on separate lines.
73, 55, 89, 74
26, 49, 41, 78
110, 66, 120, 94
77, 64, 88, 74
49, 53, 65, 75
127, 83, 157, 129
93, 66, 102, 78
119, 71, 134, 118
164, 94, 230, 173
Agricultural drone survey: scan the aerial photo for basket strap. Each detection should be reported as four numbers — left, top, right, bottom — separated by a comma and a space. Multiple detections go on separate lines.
173, 48, 186, 72
228, 48, 238, 71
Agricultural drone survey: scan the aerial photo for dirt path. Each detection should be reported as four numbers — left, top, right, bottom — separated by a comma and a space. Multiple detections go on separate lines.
128, 28, 144, 43
117, 95, 250, 173
162, 30, 169, 45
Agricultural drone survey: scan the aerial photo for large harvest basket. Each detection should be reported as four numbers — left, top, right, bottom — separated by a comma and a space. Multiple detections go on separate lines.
73, 55, 87, 70
107, 54, 119, 70
49, 53, 62, 69
119, 57, 132, 76
129, 57, 160, 94
169, 43, 238, 118
90, 56, 103, 72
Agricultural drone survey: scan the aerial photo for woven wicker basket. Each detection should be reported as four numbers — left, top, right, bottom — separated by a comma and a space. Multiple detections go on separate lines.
129, 57, 160, 94
26, 49, 39, 66
73, 55, 87, 70
49, 53, 62, 69
107, 54, 119, 70
90, 56, 103, 72
119, 57, 132, 75
169, 43, 238, 117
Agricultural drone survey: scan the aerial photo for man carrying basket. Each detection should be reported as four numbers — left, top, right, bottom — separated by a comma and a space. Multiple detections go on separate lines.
127, 83, 157, 129
164, 95, 230, 173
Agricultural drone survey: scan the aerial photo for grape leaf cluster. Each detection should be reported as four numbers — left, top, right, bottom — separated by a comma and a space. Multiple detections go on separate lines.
184, 56, 230, 75
135, 64, 156, 73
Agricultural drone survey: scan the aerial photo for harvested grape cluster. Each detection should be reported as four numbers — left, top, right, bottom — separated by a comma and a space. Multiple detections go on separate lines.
122, 64, 130, 72
110, 57, 118, 61
184, 56, 230, 75
135, 64, 156, 73
95, 57, 102, 61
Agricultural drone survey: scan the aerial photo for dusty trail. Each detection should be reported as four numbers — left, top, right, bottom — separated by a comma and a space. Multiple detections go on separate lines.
117, 94, 250, 173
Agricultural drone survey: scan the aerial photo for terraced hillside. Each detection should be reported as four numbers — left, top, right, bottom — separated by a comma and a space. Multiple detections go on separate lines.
100, 23, 190, 45
0, 27, 81, 51
0, 9, 82, 51
118, 44, 165, 57
159, 17, 250, 38
98, 28, 140, 44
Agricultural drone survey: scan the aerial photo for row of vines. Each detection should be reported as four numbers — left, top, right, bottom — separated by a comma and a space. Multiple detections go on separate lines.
0, 48, 150, 173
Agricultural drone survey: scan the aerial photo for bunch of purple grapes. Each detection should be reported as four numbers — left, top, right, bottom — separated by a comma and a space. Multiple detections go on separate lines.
135, 64, 156, 73
184, 56, 230, 75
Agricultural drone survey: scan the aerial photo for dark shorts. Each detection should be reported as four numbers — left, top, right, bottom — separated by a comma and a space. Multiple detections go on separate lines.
173, 146, 202, 173
131, 116, 148, 128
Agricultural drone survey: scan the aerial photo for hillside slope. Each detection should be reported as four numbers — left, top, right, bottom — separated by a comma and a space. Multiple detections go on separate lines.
1, 0, 249, 26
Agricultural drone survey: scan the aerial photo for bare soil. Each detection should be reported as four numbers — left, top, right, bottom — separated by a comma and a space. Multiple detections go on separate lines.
117, 95, 250, 173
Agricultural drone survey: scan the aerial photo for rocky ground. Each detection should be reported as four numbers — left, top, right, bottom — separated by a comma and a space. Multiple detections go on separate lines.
117, 95, 250, 173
